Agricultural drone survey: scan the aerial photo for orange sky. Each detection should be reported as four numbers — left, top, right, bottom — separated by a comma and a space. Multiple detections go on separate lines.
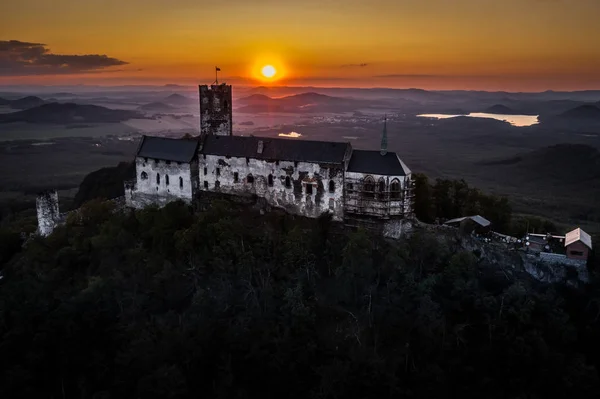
2, 0, 600, 91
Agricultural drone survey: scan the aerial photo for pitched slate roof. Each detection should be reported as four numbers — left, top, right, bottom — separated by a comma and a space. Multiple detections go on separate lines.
201, 135, 350, 164
346, 150, 411, 176
565, 228, 593, 249
136, 135, 199, 163
445, 215, 491, 227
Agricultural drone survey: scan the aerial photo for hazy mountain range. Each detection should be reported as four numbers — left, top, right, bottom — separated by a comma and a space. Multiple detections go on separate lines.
0, 103, 143, 124
0, 96, 46, 109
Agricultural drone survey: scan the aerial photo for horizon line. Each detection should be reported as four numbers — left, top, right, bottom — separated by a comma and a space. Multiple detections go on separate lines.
2, 83, 600, 94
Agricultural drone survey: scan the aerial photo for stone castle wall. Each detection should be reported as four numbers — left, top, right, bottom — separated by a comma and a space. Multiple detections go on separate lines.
198, 154, 346, 221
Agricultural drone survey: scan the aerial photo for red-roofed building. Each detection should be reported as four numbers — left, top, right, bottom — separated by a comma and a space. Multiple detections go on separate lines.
565, 228, 593, 262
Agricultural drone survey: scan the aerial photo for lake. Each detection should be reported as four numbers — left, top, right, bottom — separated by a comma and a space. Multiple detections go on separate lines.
418, 112, 539, 127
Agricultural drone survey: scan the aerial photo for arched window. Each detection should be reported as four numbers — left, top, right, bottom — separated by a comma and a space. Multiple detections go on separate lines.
329, 180, 335, 193
247, 174, 255, 184
363, 176, 375, 198
268, 174, 274, 186
285, 176, 291, 188
179, 176, 183, 189
156, 173, 160, 185
215, 180, 220, 189
165, 175, 169, 186
379, 178, 386, 192
141, 171, 148, 180
390, 179, 401, 200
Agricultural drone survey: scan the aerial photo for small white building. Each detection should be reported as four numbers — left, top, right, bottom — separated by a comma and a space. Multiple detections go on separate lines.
125, 136, 200, 208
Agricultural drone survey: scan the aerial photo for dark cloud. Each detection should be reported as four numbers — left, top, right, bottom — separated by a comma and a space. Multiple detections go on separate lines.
374, 74, 448, 78
373, 74, 497, 79
0, 40, 128, 76
342, 63, 368, 68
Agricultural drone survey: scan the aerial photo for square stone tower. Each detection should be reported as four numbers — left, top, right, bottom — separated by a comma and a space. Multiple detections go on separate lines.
199, 83, 232, 136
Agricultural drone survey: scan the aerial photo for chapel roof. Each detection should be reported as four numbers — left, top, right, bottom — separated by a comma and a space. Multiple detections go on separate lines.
346, 150, 411, 176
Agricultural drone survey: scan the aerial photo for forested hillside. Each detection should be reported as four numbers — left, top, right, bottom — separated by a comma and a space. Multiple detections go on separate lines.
1, 199, 600, 398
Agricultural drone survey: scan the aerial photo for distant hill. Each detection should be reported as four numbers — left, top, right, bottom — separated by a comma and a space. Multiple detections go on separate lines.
49, 92, 76, 98
0, 96, 46, 110
0, 102, 142, 124
164, 94, 193, 105
73, 162, 135, 208
558, 104, 600, 120
237, 94, 272, 104
482, 144, 600, 180
139, 102, 176, 112
483, 104, 515, 114
479, 144, 600, 220
237, 92, 366, 114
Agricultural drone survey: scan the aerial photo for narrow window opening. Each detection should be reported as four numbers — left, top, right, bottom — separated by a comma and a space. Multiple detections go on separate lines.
165, 175, 169, 186
378, 180, 385, 193
234, 172, 239, 183
179, 176, 183, 189
329, 198, 335, 210
141, 171, 148, 180
215, 180, 220, 189
156, 173, 160, 185
363, 177, 375, 199
204, 167, 207, 175
204, 181, 208, 189
285, 176, 291, 188
247, 174, 255, 184
268, 174, 274, 186
224, 100, 229, 110
329, 180, 335, 193
216, 167, 220, 177
347, 182, 353, 191
306, 184, 313, 195
390, 180, 401, 200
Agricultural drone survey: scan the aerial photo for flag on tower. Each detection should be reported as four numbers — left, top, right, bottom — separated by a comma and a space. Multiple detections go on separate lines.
216, 67, 221, 71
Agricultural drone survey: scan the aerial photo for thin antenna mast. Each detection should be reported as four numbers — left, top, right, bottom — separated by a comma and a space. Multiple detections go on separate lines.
214, 66, 221, 84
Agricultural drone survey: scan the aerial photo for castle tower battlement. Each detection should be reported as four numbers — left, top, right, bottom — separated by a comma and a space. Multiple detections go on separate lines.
199, 83, 232, 136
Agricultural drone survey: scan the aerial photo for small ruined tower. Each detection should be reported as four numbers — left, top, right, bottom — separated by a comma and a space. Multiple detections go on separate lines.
199, 68, 232, 136
380, 115, 388, 156
36, 190, 59, 237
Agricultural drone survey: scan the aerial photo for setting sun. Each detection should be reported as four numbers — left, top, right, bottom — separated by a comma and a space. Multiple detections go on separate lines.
261, 65, 277, 78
